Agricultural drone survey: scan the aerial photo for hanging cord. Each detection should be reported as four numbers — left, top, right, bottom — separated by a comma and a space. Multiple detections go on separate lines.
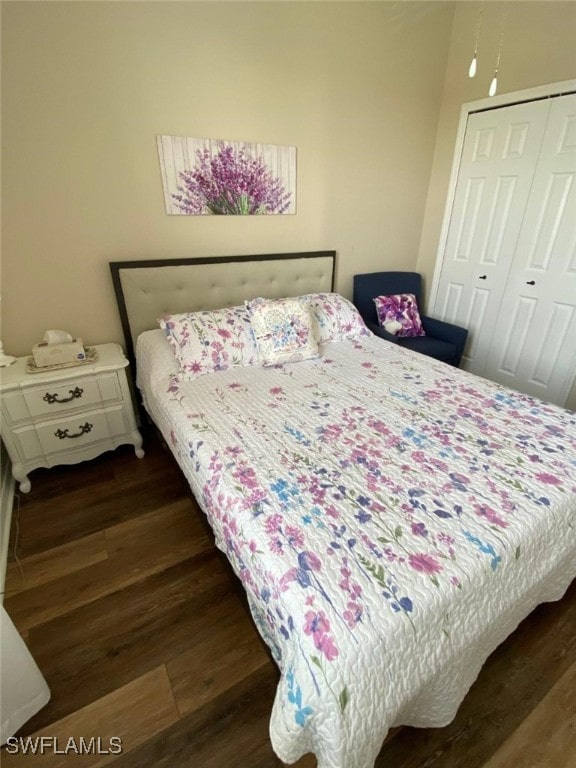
0, 493, 25, 599
468, 1, 485, 78
490, 5, 508, 96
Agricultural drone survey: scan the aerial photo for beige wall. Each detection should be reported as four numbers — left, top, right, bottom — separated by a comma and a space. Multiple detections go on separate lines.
415, 1, 576, 408
1, 0, 453, 355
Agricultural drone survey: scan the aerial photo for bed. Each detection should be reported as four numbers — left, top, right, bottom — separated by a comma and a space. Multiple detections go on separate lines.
110, 252, 576, 768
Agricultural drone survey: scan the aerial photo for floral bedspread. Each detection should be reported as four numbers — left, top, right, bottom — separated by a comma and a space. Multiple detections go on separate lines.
141, 334, 576, 768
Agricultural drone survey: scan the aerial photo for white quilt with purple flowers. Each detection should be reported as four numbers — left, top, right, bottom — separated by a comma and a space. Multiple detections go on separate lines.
137, 331, 576, 768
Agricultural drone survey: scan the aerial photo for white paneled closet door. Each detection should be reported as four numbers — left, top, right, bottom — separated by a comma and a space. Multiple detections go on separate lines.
434, 99, 551, 375
433, 91, 576, 406
483, 94, 576, 404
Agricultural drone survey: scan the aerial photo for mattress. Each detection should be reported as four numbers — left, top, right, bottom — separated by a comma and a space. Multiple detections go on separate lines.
136, 328, 576, 768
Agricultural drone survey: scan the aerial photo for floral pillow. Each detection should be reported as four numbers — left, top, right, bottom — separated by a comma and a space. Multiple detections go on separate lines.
373, 293, 426, 338
301, 293, 371, 344
247, 297, 319, 366
158, 304, 260, 379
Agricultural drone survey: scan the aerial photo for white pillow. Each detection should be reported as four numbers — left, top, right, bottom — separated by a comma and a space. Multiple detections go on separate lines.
158, 304, 260, 379
247, 297, 319, 366
301, 293, 371, 344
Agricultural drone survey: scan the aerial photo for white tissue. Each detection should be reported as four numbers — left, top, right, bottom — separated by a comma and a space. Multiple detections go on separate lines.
43, 330, 73, 345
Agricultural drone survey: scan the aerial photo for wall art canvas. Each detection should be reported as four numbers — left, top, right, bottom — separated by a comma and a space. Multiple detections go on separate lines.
157, 135, 296, 215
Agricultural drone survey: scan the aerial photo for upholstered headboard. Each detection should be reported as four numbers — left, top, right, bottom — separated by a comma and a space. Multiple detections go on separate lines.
110, 251, 336, 363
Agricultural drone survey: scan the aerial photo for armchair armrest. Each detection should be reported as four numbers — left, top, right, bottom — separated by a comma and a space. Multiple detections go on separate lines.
366, 320, 400, 344
422, 315, 468, 366
422, 315, 468, 344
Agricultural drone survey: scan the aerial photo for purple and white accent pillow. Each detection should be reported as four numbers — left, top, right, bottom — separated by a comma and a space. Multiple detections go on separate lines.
247, 297, 319, 366
373, 293, 426, 338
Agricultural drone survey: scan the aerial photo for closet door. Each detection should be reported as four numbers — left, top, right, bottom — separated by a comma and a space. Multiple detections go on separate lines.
434, 99, 551, 375
482, 94, 576, 404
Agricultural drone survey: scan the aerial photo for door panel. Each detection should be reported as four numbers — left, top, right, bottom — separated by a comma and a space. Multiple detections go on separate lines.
480, 175, 518, 265
531, 302, 575, 386
491, 295, 537, 375
464, 287, 492, 365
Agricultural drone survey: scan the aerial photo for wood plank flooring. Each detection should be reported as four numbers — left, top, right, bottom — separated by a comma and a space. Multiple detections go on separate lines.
2, 427, 575, 767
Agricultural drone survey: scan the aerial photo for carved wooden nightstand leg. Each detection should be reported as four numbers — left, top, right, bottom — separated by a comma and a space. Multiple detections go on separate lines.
13, 464, 31, 493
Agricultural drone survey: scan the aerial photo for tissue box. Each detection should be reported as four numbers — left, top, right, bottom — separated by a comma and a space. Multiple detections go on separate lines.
32, 338, 87, 368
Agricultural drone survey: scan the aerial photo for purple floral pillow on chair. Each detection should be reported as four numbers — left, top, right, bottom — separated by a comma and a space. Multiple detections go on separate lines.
373, 294, 426, 338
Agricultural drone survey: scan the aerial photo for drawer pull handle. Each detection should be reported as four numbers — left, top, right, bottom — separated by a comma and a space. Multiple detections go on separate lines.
43, 387, 84, 405
54, 422, 93, 440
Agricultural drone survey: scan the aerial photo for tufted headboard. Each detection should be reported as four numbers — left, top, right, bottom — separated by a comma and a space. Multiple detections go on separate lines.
110, 251, 336, 364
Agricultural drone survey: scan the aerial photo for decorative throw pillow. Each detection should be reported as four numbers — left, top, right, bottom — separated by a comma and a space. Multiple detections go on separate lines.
301, 293, 371, 344
373, 294, 426, 338
247, 297, 319, 366
158, 304, 260, 379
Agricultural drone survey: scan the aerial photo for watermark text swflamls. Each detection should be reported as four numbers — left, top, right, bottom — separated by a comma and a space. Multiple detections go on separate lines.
5, 736, 123, 755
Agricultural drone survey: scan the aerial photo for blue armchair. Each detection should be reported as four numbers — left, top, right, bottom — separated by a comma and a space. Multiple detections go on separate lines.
353, 271, 468, 367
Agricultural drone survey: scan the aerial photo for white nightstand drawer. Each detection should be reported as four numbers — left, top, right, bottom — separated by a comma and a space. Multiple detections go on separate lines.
10, 411, 111, 461
11, 406, 134, 464
22, 373, 121, 419
34, 408, 126, 455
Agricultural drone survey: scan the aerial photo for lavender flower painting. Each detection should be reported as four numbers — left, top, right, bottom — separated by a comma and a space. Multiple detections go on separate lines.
157, 135, 296, 215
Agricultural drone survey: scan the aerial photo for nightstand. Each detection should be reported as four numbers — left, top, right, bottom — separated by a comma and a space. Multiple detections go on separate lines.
0, 343, 144, 493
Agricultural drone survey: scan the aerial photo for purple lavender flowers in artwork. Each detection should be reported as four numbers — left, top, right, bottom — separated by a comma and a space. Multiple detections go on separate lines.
171, 142, 293, 215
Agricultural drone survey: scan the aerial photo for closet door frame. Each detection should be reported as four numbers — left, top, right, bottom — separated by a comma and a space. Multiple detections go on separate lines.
429, 79, 576, 312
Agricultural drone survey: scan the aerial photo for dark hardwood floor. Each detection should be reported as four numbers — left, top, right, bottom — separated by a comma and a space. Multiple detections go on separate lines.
2, 426, 575, 767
